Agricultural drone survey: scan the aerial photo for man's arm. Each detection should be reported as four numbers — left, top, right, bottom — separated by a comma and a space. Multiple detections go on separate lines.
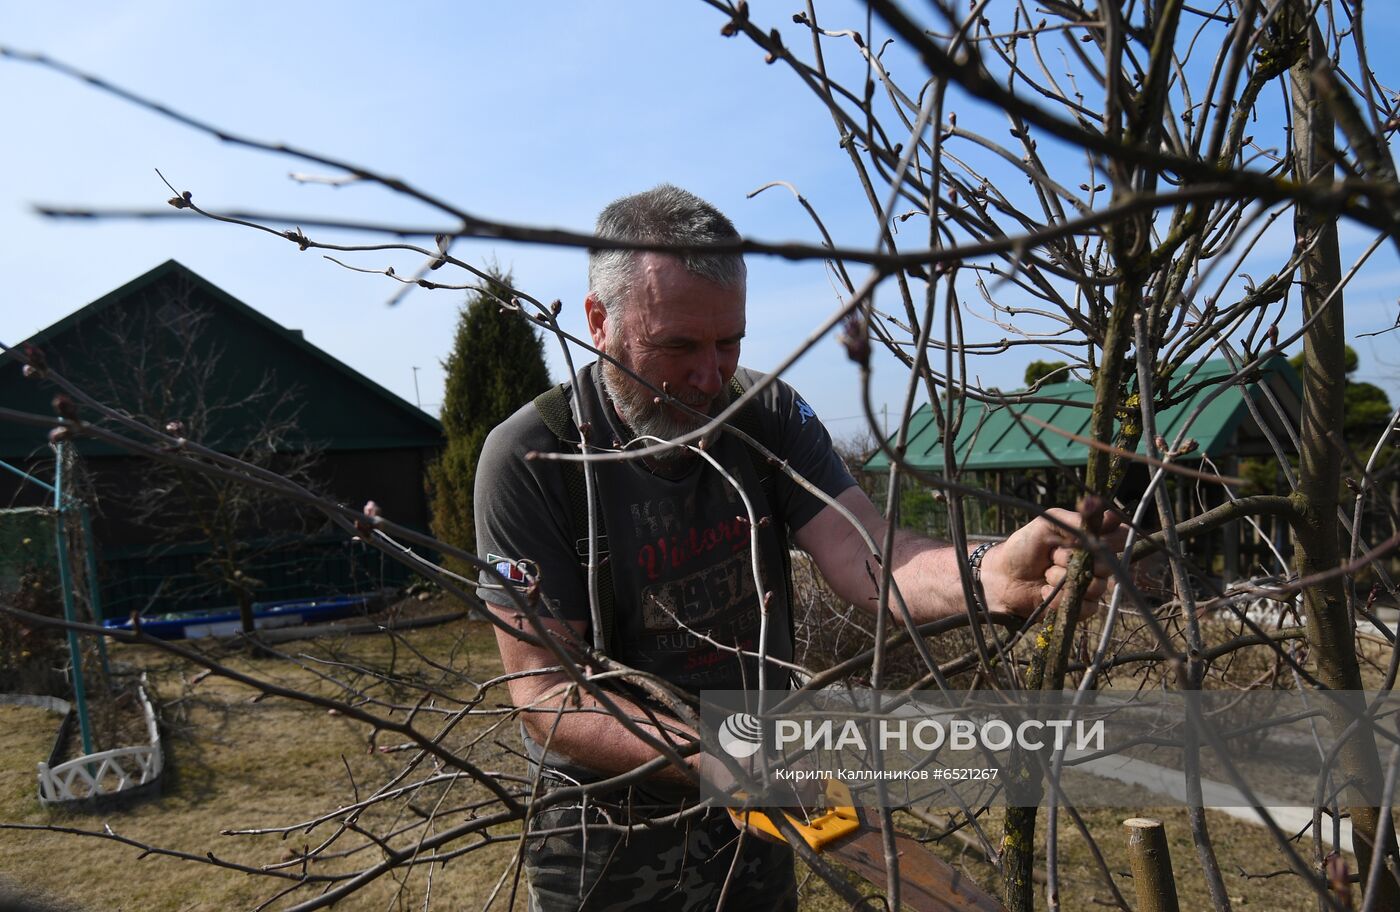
473, 411, 698, 784
488, 606, 699, 785
792, 486, 1124, 623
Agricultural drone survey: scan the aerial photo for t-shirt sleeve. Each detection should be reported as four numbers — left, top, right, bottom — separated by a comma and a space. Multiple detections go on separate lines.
473, 411, 589, 625
757, 375, 858, 534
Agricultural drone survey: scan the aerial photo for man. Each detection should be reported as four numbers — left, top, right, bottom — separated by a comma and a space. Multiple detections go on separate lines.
474, 185, 1122, 911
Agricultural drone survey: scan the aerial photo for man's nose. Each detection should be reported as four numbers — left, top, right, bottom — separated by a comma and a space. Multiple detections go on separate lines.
689, 347, 724, 400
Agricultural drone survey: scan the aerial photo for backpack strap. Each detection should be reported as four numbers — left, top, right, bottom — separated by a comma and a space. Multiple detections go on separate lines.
532, 383, 616, 655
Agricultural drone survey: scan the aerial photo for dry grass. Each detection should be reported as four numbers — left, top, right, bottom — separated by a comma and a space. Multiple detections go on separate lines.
0, 610, 1363, 910
0, 618, 523, 912
911, 805, 1350, 911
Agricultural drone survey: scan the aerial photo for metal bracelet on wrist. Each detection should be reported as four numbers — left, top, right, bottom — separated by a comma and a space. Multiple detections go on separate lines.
969, 541, 997, 613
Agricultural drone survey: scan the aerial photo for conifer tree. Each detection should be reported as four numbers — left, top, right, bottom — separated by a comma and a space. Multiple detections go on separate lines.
1023, 359, 1068, 388
428, 269, 550, 568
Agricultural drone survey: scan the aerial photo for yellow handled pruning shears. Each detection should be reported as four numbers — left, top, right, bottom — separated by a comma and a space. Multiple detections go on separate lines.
725, 776, 860, 850
725, 776, 1007, 911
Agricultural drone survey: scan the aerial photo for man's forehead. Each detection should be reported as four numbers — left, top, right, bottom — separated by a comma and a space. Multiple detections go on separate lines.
628, 256, 745, 318
634, 251, 742, 287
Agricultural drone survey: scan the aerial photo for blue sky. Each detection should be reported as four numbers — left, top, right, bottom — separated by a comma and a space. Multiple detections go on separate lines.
3, 1, 1398, 445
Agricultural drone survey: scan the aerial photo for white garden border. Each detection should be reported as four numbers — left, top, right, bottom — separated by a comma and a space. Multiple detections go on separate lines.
4, 675, 165, 805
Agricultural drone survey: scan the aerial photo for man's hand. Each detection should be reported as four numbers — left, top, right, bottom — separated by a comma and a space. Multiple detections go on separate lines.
982, 504, 1127, 620
796, 486, 1129, 628
700, 747, 824, 815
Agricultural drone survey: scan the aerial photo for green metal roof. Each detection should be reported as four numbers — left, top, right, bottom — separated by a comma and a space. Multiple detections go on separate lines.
863, 356, 1301, 473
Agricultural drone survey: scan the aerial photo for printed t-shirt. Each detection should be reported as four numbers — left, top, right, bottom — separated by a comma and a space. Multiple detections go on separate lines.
474, 363, 856, 694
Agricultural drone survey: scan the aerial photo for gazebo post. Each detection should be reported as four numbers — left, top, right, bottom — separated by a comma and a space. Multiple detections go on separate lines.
1222, 454, 1240, 583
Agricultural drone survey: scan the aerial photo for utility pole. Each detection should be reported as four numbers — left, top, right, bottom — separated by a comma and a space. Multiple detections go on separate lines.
411, 366, 422, 410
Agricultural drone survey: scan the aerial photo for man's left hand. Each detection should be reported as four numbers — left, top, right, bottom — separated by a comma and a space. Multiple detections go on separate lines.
982, 505, 1127, 620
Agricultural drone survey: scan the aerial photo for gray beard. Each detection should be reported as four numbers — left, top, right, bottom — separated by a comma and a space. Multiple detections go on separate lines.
599, 358, 719, 470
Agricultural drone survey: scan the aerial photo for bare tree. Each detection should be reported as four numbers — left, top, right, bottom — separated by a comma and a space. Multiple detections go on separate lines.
3, 1, 1400, 909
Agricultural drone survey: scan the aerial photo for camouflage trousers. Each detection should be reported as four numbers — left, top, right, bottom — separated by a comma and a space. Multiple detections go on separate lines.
523, 771, 798, 912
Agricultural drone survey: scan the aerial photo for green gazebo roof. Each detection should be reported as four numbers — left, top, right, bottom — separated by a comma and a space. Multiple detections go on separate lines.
863, 356, 1301, 473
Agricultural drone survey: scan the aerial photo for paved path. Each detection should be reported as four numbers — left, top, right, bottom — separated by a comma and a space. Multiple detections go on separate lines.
1070, 751, 1353, 853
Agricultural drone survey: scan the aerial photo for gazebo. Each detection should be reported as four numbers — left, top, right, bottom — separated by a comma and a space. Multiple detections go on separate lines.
863, 356, 1303, 584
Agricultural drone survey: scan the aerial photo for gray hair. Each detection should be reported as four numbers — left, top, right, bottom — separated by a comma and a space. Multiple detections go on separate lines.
588, 184, 745, 319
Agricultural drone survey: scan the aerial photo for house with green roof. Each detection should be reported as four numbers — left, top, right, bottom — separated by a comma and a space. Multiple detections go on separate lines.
0, 260, 445, 618
863, 357, 1303, 583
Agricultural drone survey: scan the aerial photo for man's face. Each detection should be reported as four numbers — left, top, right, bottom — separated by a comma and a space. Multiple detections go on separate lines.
589, 252, 746, 450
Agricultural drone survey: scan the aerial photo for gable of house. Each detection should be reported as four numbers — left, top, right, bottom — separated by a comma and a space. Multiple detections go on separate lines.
0, 259, 441, 459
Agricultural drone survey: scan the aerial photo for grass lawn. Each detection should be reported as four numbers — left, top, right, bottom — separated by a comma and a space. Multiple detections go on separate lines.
0, 607, 1359, 910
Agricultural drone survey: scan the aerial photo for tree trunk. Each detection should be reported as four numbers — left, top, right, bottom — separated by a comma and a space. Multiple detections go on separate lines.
238, 589, 256, 636
1286, 4, 1400, 902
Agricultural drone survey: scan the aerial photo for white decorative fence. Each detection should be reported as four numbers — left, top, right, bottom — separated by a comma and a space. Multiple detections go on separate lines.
28, 675, 163, 804
38, 742, 163, 802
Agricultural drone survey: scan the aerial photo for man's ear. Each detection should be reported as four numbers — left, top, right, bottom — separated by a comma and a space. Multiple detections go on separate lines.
584, 293, 609, 350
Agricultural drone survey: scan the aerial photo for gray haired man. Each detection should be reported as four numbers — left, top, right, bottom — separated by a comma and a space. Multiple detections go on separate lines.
474, 184, 1123, 910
